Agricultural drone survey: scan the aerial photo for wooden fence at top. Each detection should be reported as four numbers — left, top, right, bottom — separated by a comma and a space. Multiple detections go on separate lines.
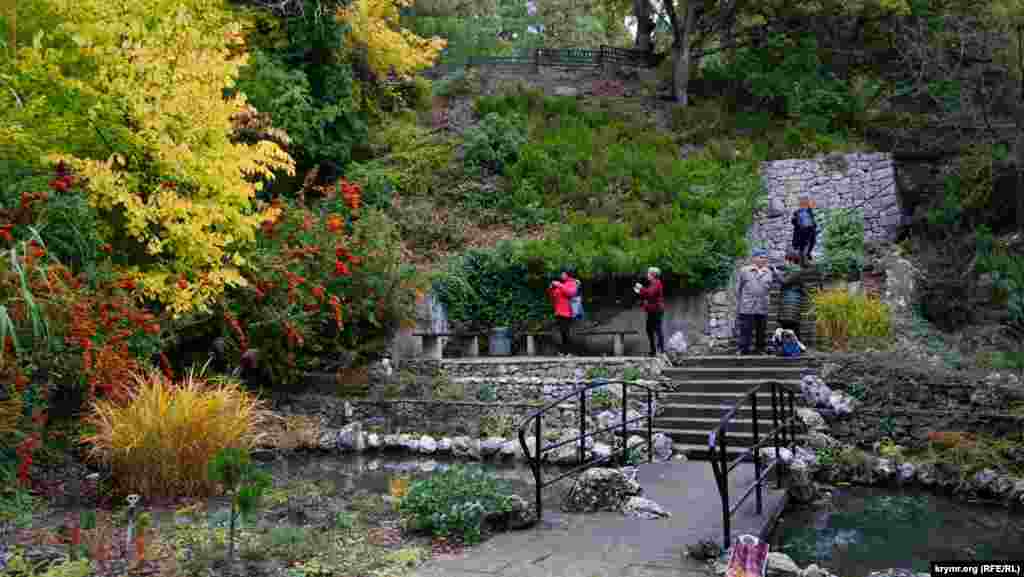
464, 45, 663, 71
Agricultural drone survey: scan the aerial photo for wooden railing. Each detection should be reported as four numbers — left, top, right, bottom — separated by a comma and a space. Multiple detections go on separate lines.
708, 380, 797, 549
465, 45, 662, 71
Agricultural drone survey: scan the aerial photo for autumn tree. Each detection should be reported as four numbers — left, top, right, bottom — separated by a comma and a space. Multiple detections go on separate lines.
338, 0, 446, 77
0, 0, 294, 316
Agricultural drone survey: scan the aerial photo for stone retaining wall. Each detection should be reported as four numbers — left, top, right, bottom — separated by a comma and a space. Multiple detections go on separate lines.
701, 153, 903, 352
751, 153, 901, 259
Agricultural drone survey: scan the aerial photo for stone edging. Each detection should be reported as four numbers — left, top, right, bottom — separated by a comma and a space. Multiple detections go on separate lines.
257, 422, 682, 465
792, 374, 1024, 511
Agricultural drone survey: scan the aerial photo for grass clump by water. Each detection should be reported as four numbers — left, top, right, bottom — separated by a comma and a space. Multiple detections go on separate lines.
80, 368, 269, 498
399, 465, 514, 544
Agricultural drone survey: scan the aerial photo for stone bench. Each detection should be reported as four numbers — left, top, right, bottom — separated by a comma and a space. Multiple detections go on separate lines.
574, 330, 640, 356
412, 332, 487, 359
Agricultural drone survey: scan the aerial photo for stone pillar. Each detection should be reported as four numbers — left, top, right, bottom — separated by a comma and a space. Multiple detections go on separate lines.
613, 334, 625, 356
526, 335, 537, 356
422, 336, 444, 360
464, 335, 479, 357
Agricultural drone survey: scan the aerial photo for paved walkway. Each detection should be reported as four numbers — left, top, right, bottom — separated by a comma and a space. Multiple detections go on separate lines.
412, 461, 787, 577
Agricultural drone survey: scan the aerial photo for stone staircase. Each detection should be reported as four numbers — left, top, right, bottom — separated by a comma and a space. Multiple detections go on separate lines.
651, 355, 817, 460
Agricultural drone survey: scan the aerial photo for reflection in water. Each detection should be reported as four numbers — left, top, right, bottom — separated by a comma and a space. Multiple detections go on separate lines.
270, 453, 573, 509
771, 487, 1024, 577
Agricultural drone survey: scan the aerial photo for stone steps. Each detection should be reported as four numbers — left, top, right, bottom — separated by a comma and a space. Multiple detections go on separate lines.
658, 355, 814, 461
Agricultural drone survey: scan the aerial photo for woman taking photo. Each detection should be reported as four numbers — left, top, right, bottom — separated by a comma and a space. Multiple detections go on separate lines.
634, 267, 665, 357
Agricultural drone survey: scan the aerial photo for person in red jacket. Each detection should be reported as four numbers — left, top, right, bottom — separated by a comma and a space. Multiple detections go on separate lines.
634, 267, 665, 357
548, 271, 578, 355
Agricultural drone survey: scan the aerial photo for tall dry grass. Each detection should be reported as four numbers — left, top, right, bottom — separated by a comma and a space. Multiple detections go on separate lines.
81, 368, 270, 498
812, 288, 892, 351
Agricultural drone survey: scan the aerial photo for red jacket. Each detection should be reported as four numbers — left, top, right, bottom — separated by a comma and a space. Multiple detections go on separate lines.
638, 278, 664, 313
548, 280, 577, 318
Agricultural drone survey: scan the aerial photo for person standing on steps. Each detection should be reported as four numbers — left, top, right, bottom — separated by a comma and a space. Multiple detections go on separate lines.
635, 267, 665, 357
791, 196, 818, 267
548, 271, 578, 356
736, 249, 782, 355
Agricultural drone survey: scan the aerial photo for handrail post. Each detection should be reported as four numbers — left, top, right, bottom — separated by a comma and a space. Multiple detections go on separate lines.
771, 382, 782, 489
620, 382, 629, 466
579, 388, 587, 465
788, 390, 796, 456
752, 389, 762, 515
647, 389, 654, 463
720, 434, 730, 548
535, 415, 542, 518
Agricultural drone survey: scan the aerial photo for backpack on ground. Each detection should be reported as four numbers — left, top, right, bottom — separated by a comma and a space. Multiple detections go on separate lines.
570, 281, 584, 320
795, 208, 815, 229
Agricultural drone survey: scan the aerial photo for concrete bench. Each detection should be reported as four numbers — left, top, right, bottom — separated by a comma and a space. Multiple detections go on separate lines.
411, 332, 486, 359
575, 330, 640, 356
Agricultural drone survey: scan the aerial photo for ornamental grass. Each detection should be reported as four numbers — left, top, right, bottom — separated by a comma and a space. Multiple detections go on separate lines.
811, 288, 891, 351
81, 368, 270, 498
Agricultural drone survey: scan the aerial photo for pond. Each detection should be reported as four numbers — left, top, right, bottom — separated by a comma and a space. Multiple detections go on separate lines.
271, 452, 573, 512
770, 486, 1024, 576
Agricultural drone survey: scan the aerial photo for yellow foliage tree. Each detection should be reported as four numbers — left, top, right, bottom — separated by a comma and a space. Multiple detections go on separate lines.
0, 0, 294, 316
339, 0, 447, 77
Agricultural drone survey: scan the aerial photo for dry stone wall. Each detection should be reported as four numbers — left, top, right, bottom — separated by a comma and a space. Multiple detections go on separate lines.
749, 152, 901, 260
702, 152, 901, 351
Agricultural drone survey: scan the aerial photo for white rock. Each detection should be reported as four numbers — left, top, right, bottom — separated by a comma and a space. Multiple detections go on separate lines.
795, 408, 827, 430
897, 462, 916, 483
398, 434, 419, 452
437, 437, 452, 453
500, 440, 518, 458
801, 564, 830, 577
767, 552, 801, 576
622, 496, 671, 519
418, 435, 437, 454
666, 331, 688, 354
828, 390, 857, 416
652, 433, 674, 461
760, 447, 793, 463
383, 434, 401, 449
800, 375, 832, 407
365, 433, 381, 449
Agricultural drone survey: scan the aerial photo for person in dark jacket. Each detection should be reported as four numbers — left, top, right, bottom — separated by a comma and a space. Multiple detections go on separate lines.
791, 196, 818, 266
634, 267, 665, 356
548, 271, 578, 355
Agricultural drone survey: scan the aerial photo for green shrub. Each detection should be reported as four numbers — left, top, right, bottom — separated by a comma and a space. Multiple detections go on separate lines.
820, 208, 865, 280
975, 229, 1024, 333
463, 112, 527, 174
703, 34, 875, 135
399, 465, 514, 544
469, 91, 761, 288
432, 243, 551, 331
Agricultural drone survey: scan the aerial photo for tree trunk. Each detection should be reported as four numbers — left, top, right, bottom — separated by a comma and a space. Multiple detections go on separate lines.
634, 0, 653, 52
719, 0, 737, 108
670, 1, 696, 105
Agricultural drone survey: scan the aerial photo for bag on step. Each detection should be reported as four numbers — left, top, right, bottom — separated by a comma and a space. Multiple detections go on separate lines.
725, 534, 769, 577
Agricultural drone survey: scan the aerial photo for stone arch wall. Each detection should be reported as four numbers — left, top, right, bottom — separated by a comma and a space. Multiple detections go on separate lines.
703, 152, 902, 351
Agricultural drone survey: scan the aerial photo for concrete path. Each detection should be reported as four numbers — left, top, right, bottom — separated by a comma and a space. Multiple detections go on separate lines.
412, 461, 787, 577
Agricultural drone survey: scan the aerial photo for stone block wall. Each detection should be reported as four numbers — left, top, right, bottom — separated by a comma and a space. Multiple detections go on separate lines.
749, 152, 901, 260
702, 152, 902, 352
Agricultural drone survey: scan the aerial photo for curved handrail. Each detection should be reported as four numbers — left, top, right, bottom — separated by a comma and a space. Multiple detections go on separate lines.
516, 378, 661, 520
516, 379, 661, 432
708, 378, 799, 549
